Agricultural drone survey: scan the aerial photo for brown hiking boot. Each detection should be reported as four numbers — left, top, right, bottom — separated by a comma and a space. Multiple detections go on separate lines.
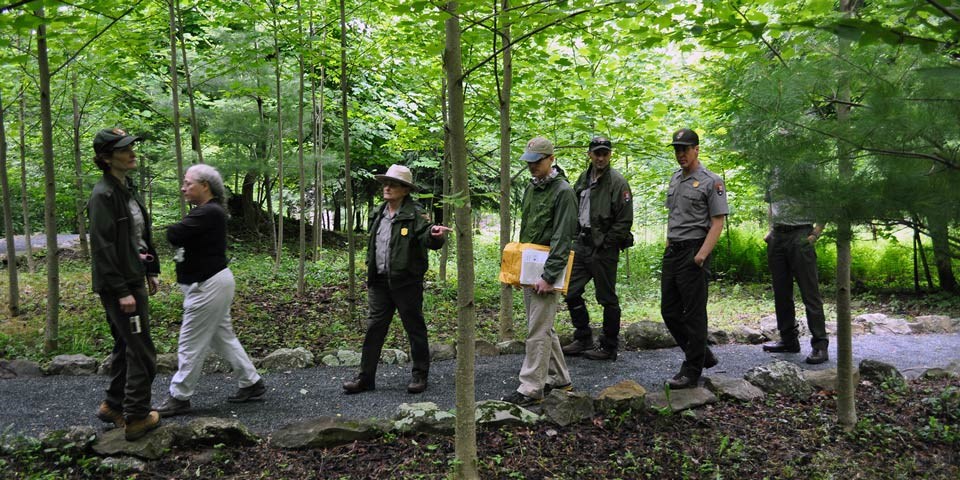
124, 411, 160, 441
95, 401, 125, 428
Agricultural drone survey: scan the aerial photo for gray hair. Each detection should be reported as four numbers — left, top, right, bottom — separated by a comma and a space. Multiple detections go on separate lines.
186, 164, 228, 209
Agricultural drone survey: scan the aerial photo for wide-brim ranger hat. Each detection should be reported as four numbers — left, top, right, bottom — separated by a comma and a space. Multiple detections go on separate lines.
520, 136, 555, 162
374, 164, 418, 190
93, 128, 140, 155
670, 128, 699, 146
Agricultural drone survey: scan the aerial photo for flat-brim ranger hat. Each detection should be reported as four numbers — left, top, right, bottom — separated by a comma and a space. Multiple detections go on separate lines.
93, 128, 140, 155
520, 136, 555, 162
374, 164, 417, 190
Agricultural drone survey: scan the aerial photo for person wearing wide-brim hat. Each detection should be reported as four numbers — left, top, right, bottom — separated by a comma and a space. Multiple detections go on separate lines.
343, 164, 452, 395
87, 127, 162, 440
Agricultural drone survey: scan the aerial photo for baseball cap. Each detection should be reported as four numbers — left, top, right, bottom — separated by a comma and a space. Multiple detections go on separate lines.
93, 128, 139, 155
520, 136, 554, 162
588, 136, 612, 153
670, 128, 699, 146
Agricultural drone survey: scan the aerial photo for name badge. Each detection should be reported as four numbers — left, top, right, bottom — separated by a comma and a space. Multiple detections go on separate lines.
401, 227, 409, 236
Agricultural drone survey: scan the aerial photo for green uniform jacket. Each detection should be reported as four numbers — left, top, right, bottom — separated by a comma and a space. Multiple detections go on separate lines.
519, 166, 577, 284
573, 165, 633, 250
88, 173, 160, 297
366, 196, 445, 288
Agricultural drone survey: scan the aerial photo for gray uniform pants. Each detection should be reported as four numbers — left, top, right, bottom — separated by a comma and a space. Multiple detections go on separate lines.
767, 226, 828, 349
99, 285, 156, 419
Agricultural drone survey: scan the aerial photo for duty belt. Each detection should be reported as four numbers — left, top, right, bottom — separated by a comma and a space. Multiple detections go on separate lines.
667, 238, 704, 251
773, 224, 812, 233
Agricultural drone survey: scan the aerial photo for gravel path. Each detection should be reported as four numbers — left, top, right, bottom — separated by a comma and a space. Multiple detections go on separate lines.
0, 234, 81, 255
1, 333, 957, 439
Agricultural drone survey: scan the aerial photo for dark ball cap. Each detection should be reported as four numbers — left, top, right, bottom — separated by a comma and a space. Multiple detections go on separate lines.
588, 136, 612, 153
670, 128, 699, 146
93, 128, 139, 155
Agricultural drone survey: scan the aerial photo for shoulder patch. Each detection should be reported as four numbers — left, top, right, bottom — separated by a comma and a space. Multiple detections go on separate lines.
715, 181, 725, 196
623, 190, 631, 203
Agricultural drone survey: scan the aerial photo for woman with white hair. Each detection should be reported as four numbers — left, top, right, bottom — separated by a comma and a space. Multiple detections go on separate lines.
156, 164, 265, 417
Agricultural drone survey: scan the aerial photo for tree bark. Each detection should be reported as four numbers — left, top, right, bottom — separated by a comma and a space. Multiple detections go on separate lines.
271, 0, 285, 270
71, 71, 89, 258
18, 82, 34, 273
439, 78, 450, 283
928, 212, 958, 293
168, 0, 186, 217
340, 0, 357, 321
496, 0, 514, 341
176, 0, 203, 164
444, 2, 479, 477
37, 6, 60, 353
0, 88, 20, 316
296, 0, 307, 296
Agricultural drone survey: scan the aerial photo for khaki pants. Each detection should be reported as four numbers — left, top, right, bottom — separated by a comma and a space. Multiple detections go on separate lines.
517, 288, 571, 399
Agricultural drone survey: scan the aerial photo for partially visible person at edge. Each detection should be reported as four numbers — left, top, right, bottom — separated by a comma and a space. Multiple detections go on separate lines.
155, 164, 266, 418
342, 164, 452, 395
88, 128, 161, 441
660, 128, 728, 389
502, 136, 576, 407
561, 136, 634, 361
761, 168, 829, 364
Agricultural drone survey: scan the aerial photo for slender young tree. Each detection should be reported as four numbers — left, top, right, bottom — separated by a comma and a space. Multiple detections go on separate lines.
496, 0, 514, 341
168, 0, 186, 216
0, 88, 20, 316
36, 5, 60, 352
443, 2, 478, 477
17, 81, 34, 273
339, 0, 357, 320
296, 0, 307, 295
176, 0, 203, 164
271, 0, 286, 270
70, 70, 89, 258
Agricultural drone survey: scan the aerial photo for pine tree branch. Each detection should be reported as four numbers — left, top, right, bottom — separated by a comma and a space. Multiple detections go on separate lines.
50, 1, 146, 78
926, 0, 960, 23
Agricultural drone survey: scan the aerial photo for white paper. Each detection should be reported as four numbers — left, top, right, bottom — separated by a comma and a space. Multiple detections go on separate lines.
520, 248, 567, 289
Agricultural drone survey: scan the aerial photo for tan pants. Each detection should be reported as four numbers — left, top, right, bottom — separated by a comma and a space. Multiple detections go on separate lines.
517, 288, 571, 398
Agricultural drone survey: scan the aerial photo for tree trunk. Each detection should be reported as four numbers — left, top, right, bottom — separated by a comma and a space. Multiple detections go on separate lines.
439, 78, 450, 283
340, 0, 357, 321
835, 0, 858, 430
272, 2, 285, 271
18, 82, 35, 273
444, 2, 479, 477
71, 71, 89, 258
37, 6, 60, 353
496, 0, 514, 341
928, 213, 958, 293
168, 0, 186, 217
176, 0, 203, 164
0, 88, 20, 316
296, 0, 307, 296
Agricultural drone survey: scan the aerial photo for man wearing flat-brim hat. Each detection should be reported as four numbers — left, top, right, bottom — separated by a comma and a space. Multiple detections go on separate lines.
343, 164, 452, 395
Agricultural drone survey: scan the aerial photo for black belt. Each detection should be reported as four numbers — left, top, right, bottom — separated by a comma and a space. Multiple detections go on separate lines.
774, 224, 812, 233
667, 238, 704, 251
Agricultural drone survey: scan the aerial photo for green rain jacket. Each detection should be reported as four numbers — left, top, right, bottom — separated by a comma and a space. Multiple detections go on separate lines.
573, 165, 634, 250
519, 166, 577, 284
88, 173, 160, 297
366, 196, 445, 288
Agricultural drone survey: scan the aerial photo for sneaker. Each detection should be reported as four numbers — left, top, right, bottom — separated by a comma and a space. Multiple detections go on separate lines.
156, 396, 191, 418
561, 339, 592, 356
544, 383, 573, 396
95, 401, 125, 428
228, 379, 266, 403
584, 344, 618, 361
124, 411, 160, 441
501, 391, 541, 407
342, 377, 375, 395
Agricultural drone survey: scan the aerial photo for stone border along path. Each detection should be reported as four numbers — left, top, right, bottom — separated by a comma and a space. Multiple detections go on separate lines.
0, 314, 957, 462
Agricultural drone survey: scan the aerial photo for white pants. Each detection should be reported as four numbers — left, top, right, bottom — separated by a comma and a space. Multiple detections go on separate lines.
517, 288, 571, 399
169, 268, 261, 400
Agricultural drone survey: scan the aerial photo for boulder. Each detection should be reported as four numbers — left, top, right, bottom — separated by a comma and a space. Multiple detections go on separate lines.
380, 349, 409, 365
622, 321, 677, 350
704, 376, 765, 402
541, 390, 594, 427
97, 354, 115, 375
155, 353, 178, 374
595, 380, 647, 412
758, 315, 780, 341
731, 325, 766, 344
261, 347, 314, 371
859, 359, 904, 384
707, 329, 730, 345
320, 349, 361, 367
430, 343, 456, 362
868, 317, 912, 335
475, 400, 540, 427
803, 368, 860, 392
909, 315, 959, 334
39, 425, 97, 453
393, 402, 456, 435
99, 456, 146, 473
270, 417, 387, 449
475, 340, 499, 357
921, 360, 960, 380
184, 417, 258, 446
646, 387, 717, 412
744, 360, 813, 400
496, 340, 525, 355
202, 352, 235, 374
47, 354, 98, 376
93, 424, 186, 460
0, 359, 42, 378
